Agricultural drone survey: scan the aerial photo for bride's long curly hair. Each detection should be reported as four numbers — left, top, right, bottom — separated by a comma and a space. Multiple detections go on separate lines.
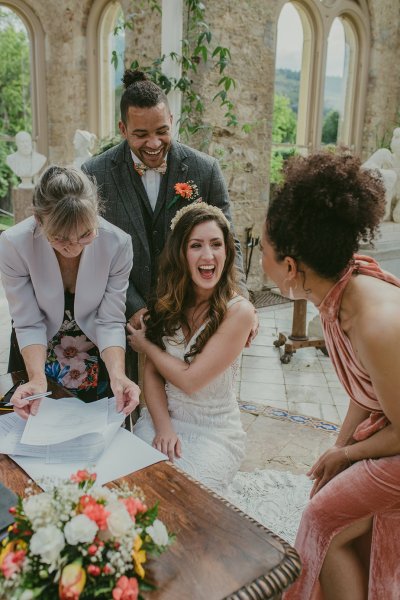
145, 204, 238, 362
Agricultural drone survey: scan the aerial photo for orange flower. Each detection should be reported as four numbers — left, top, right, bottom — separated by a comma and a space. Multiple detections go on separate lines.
121, 497, 147, 519
70, 470, 97, 484
174, 182, 193, 199
112, 575, 139, 600
59, 561, 86, 600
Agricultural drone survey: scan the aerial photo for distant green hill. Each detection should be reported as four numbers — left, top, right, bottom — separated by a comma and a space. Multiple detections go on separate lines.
275, 68, 344, 114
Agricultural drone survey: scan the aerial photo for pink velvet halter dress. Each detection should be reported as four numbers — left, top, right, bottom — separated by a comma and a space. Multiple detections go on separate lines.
284, 255, 400, 600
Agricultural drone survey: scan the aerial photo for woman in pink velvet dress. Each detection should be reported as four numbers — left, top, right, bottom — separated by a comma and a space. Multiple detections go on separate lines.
260, 151, 400, 600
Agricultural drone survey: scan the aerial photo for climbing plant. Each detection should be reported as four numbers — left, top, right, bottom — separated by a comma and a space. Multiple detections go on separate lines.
113, 0, 239, 141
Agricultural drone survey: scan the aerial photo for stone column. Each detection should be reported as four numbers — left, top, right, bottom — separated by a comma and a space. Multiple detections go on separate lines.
12, 188, 34, 224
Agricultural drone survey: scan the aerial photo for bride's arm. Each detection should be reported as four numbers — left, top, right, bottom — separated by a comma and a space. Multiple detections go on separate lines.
143, 357, 182, 461
128, 299, 254, 395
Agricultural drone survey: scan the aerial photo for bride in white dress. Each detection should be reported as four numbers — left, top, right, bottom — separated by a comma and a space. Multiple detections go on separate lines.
127, 202, 254, 494
128, 202, 312, 544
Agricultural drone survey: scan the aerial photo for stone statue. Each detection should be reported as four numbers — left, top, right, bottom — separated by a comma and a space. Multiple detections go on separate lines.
6, 131, 46, 189
362, 148, 397, 222
362, 128, 400, 223
73, 129, 97, 169
389, 128, 400, 223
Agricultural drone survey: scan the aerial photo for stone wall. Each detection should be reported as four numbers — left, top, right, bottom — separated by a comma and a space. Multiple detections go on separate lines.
362, 0, 400, 157
4, 0, 400, 287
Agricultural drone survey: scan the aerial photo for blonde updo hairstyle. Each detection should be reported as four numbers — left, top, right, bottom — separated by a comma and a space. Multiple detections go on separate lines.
33, 165, 102, 240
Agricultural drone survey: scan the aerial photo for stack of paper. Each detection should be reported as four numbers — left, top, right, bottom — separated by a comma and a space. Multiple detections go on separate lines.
0, 397, 124, 463
0, 397, 167, 490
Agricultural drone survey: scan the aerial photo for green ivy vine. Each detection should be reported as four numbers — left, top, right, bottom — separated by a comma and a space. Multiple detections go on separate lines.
112, 0, 239, 141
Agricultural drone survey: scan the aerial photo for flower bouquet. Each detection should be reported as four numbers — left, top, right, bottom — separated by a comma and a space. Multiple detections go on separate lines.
0, 470, 174, 600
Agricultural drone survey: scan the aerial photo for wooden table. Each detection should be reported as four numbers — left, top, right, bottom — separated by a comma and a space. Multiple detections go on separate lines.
274, 299, 326, 364
0, 373, 301, 599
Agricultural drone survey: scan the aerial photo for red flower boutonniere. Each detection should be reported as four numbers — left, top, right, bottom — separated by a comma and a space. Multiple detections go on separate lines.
167, 180, 202, 210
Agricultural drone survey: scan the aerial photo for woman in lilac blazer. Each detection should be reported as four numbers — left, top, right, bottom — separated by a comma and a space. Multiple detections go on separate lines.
0, 166, 139, 418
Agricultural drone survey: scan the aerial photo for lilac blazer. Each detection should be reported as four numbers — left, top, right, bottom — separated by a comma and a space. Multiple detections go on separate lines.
0, 216, 133, 354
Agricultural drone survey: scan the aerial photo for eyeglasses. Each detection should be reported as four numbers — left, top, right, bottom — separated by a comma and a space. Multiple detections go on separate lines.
47, 229, 98, 247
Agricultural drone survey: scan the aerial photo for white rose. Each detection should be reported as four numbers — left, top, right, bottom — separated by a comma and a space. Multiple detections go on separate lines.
64, 514, 98, 545
106, 502, 132, 538
146, 519, 169, 546
19, 591, 34, 600
23, 493, 54, 527
30, 525, 65, 564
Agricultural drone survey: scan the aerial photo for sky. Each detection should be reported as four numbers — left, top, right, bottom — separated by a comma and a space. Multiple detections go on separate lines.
276, 3, 345, 78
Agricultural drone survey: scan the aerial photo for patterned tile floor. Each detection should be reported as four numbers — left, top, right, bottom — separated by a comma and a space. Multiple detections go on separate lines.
0, 280, 343, 475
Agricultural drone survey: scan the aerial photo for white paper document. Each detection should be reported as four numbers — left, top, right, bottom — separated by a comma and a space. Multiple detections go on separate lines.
11, 428, 167, 490
21, 397, 112, 445
0, 397, 124, 464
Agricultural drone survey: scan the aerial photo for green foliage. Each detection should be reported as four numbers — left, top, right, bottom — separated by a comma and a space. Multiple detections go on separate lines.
0, 8, 31, 199
120, 0, 239, 141
272, 94, 296, 144
321, 110, 339, 144
270, 147, 297, 185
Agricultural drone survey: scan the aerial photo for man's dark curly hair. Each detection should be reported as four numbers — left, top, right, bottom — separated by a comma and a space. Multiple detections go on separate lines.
120, 70, 170, 123
266, 151, 386, 279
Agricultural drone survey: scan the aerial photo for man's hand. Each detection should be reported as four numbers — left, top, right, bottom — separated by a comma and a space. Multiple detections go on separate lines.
245, 308, 259, 348
110, 375, 141, 415
126, 320, 148, 353
129, 308, 148, 330
153, 428, 182, 462
11, 378, 47, 420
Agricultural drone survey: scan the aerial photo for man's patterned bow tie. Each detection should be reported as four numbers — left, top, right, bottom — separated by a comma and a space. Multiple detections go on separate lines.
133, 160, 167, 176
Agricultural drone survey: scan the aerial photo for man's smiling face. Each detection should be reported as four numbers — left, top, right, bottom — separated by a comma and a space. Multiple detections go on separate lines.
119, 102, 173, 168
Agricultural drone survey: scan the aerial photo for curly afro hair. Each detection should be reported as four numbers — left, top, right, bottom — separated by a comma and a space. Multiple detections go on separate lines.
266, 151, 386, 279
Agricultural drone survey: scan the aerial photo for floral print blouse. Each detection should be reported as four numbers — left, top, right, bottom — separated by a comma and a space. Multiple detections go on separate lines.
45, 292, 109, 402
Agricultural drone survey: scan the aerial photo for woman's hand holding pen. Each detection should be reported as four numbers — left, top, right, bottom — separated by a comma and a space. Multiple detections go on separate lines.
11, 378, 48, 419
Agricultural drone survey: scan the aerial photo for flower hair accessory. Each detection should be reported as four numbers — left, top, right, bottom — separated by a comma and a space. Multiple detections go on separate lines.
170, 201, 231, 231
167, 180, 201, 210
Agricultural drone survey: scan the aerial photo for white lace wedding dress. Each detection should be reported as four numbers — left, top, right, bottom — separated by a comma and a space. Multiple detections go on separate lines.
133, 297, 312, 544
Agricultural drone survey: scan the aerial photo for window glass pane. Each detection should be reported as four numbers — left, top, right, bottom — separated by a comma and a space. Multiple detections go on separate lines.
0, 6, 31, 208
271, 3, 303, 184
99, 3, 125, 138
321, 17, 347, 145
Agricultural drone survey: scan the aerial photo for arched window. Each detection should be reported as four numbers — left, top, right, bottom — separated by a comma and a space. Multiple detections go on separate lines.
273, 0, 369, 156
0, 0, 47, 156
87, 0, 125, 140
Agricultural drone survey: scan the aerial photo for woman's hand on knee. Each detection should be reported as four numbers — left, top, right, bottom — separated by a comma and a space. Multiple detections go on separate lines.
307, 446, 350, 498
153, 429, 182, 462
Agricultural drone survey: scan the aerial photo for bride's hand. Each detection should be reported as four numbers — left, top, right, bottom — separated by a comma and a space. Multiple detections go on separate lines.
126, 319, 147, 353
153, 428, 182, 462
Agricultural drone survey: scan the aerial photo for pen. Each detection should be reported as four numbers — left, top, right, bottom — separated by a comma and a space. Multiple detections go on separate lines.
0, 391, 53, 408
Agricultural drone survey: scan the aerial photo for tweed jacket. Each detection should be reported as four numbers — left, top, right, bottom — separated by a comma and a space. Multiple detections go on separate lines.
83, 140, 246, 318
0, 216, 132, 354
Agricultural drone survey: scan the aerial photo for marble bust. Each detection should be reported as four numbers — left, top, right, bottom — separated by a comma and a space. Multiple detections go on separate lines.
6, 131, 46, 189
362, 148, 397, 222
73, 129, 97, 169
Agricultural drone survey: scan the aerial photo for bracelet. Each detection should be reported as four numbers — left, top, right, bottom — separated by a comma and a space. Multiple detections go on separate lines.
343, 446, 353, 467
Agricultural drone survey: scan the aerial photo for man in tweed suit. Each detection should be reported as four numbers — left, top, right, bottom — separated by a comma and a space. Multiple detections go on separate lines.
83, 70, 251, 380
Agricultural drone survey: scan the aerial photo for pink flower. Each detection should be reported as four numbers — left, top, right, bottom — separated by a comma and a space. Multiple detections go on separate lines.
112, 576, 139, 600
121, 497, 147, 519
83, 502, 110, 531
0, 549, 26, 578
54, 335, 94, 366
70, 470, 97, 484
61, 357, 88, 388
